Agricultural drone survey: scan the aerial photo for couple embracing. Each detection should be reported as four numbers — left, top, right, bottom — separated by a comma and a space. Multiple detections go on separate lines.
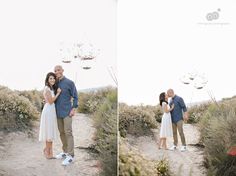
158, 89, 188, 152
38, 65, 78, 166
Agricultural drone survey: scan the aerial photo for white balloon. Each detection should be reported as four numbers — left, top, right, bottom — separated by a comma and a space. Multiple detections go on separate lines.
187, 71, 197, 81
180, 75, 191, 84
78, 43, 99, 59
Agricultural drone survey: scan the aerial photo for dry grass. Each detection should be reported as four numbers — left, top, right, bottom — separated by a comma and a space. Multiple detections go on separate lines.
119, 137, 170, 176
119, 104, 158, 137
78, 87, 117, 176
199, 101, 236, 175
0, 86, 39, 130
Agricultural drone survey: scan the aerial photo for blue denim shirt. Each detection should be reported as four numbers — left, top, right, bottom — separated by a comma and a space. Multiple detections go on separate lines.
55, 77, 78, 118
169, 95, 187, 123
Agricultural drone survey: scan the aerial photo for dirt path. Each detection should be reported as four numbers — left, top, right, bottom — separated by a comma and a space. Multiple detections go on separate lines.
0, 113, 100, 176
126, 124, 206, 176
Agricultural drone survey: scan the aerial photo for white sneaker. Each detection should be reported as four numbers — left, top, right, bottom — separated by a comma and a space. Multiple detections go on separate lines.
55, 152, 67, 159
169, 145, 177, 151
62, 155, 74, 166
180, 146, 187, 152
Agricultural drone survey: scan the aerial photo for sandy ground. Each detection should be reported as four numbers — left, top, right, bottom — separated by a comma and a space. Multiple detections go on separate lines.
126, 124, 207, 176
0, 113, 100, 176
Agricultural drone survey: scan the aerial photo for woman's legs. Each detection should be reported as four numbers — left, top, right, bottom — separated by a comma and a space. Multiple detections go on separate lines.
44, 141, 54, 159
43, 142, 47, 156
44, 141, 50, 158
158, 138, 163, 149
48, 141, 53, 158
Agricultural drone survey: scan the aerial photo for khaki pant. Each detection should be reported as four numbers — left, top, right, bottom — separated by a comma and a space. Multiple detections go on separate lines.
57, 116, 74, 156
172, 120, 186, 146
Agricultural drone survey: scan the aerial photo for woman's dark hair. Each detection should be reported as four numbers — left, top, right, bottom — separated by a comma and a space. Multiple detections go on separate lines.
45, 72, 58, 95
159, 92, 168, 106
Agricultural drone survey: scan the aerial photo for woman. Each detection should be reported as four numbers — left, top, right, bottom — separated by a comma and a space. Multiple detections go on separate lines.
39, 72, 61, 159
158, 92, 174, 150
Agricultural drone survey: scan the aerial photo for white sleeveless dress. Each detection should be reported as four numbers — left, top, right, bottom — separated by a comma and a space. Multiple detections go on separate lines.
39, 86, 58, 142
160, 102, 173, 138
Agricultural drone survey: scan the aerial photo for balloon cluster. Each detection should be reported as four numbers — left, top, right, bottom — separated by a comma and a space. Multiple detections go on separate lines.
180, 71, 208, 89
78, 43, 99, 70
60, 42, 99, 70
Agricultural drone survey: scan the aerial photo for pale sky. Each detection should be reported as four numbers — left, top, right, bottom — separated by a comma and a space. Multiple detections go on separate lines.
118, 0, 236, 105
0, 0, 117, 91
1, 0, 236, 105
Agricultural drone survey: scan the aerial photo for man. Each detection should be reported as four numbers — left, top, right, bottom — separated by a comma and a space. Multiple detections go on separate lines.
54, 65, 78, 165
167, 89, 188, 152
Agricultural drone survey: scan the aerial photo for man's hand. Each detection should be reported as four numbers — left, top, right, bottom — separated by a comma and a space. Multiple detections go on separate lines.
183, 112, 189, 122
69, 108, 76, 117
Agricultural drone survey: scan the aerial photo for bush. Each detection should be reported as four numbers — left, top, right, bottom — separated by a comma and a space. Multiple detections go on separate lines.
0, 86, 39, 130
199, 102, 236, 176
77, 92, 91, 113
93, 88, 117, 176
144, 105, 163, 123
188, 102, 211, 124
119, 104, 158, 137
16, 90, 44, 112
78, 87, 117, 176
78, 87, 115, 114
119, 137, 170, 176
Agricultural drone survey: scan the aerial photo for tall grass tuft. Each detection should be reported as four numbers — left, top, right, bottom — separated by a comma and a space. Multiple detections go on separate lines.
199, 102, 236, 175
78, 87, 117, 176
78, 87, 114, 114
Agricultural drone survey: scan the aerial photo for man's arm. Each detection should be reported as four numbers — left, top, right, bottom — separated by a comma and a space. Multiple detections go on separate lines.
69, 81, 78, 117
71, 82, 78, 108
179, 97, 188, 121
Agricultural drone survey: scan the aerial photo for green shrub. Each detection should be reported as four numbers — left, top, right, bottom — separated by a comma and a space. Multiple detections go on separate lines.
93, 88, 117, 176
188, 102, 211, 124
199, 102, 236, 176
78, 87, 114, 114
77, 92, 91, 113
156, 159, 169, 176
119, 137, 170, 176
78, 87, 117, 176
144, 105, 163, 123
119, 104, 158, 137
16, 90, 44, 112
0, 86, 39, 130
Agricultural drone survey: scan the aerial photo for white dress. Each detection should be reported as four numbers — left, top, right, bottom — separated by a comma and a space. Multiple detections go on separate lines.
160, 102, 173, 138
39, 86, 58, 142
